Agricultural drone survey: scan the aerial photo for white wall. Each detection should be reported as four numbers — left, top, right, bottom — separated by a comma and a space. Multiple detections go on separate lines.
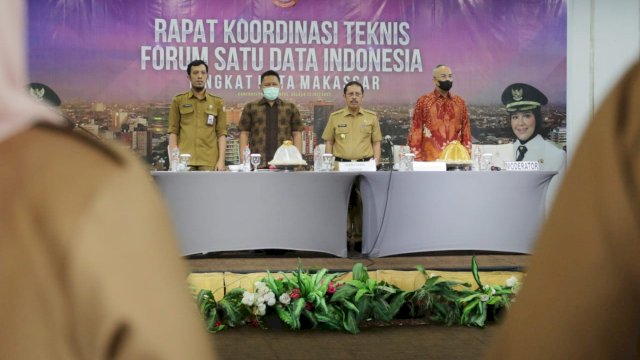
567, 0, 640, 159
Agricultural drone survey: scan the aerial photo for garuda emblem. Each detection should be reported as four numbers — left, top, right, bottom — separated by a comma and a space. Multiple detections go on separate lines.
512, 88, 523, 101
30, 87, 46, 101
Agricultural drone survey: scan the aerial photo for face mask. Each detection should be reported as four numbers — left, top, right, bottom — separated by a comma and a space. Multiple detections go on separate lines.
438, 80, 453, 91
263, 86, 280, 101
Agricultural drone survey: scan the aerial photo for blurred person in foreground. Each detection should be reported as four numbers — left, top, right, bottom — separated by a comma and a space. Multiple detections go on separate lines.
0, 1, 216, 358
484, 60, 640, 359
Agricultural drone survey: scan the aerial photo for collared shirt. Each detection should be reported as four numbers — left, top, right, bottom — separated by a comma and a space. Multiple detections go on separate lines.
408, 89, 471, 161
321, 107, 382, 160
238, 97, 303, 167
514, 134, 567, 207
168, 90, 227, 167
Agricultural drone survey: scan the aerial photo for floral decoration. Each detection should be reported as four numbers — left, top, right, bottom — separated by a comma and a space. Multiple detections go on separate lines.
196, 257, 520, 333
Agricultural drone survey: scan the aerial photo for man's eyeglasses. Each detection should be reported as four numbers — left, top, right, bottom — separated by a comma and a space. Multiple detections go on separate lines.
435, 74, 454, 80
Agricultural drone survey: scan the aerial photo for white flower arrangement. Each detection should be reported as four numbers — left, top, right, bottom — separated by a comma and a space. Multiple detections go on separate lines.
241, 282, 278, 316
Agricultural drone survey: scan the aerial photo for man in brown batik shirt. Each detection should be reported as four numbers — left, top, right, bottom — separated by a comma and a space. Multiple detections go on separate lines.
239, 70, 303, 168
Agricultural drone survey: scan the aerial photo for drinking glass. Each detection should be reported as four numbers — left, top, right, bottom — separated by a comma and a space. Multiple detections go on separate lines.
178, 153, 191, 172
481, 153, 493, 171
250, 153, 261, 171
401, 153, 415, 171
322, 153, 334, 171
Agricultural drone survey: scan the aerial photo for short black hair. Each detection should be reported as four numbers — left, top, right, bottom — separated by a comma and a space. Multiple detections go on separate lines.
187, 60, 208, 75
343, 81, 364, 95
260, 70, 281, 84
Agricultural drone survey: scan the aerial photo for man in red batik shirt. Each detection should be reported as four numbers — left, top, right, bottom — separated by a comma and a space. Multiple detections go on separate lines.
408, 64, 471, 161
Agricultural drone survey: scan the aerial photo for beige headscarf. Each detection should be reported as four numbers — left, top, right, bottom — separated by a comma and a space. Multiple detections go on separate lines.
0, 0, 62, 144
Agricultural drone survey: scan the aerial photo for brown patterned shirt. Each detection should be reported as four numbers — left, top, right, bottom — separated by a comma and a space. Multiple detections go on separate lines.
238, 98, 303, 166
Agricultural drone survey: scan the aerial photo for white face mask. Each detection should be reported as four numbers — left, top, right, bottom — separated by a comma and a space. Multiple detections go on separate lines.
263, 86, 280, 101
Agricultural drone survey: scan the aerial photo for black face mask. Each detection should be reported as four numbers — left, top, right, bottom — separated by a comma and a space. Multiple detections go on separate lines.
438, 80, 453, 91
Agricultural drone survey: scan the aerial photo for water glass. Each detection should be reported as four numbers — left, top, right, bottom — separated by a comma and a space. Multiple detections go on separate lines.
177, 153, 191, 172
481, 153, 493, 171
322, 153, 335, 171
250, 153, 261, 171
399, 153, 415, 171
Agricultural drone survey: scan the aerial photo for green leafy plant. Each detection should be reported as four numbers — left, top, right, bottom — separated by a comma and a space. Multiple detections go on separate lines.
262, 260, 343, 330
329, 263, 408, 333
194, 257, 520, 333
456, 256, 519, 327
407, 265, 467, 325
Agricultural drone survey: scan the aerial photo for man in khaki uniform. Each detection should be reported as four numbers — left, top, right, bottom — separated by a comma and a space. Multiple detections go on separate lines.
168, 59, 227, 171
0, 1, 216, 358
322, 80, 382, 165
322, 81, 382, 252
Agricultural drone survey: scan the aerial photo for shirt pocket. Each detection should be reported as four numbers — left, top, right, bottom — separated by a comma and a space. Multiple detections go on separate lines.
179, 105, 195, 125
335, 125, 350, 135
360, 122, 373, 134
205, 109, 218, 126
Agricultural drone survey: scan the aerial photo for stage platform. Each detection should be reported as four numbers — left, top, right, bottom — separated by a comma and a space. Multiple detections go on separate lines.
186, 251, 529, 274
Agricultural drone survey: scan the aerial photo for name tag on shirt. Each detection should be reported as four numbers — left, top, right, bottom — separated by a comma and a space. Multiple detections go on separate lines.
207, 114, 216, 126
504, 161, 540, 171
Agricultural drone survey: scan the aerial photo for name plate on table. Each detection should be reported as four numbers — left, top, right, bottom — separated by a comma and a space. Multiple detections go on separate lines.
504, 161, 540, 171
412, 161, 447, 172
338, 160, 377, 172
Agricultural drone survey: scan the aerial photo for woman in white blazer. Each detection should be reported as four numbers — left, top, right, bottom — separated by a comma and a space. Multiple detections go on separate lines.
501, 83, 566, 208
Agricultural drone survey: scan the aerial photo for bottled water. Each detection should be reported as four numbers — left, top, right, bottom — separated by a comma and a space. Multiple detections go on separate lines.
243, 145, 251, 172
313, 146, 322, 172
473, 145, 482, 171
170, 147, 180, 172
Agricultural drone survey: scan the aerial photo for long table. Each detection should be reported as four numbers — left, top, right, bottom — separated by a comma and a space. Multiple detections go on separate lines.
358, 171, 557, 257
152, 171, 357, 257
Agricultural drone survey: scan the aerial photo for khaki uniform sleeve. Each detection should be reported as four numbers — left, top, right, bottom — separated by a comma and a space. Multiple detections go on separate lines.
371, 114, 383, 142
215, 98, 227, 137
321, 114, 336, 142
483, 62, 640, 359
168, 96, 181, 135
68, 160, 216, 359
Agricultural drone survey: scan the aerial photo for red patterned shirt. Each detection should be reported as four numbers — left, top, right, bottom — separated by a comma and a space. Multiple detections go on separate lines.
408, 89, 471, 161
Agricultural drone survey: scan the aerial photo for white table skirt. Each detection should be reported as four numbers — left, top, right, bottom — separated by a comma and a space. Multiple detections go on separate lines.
358, 171, 557, 257
152, 171, 357, 257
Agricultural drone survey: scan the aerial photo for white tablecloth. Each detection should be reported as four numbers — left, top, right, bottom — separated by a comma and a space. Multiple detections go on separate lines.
358, 171, 557, 257
152, 171, 357, 257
